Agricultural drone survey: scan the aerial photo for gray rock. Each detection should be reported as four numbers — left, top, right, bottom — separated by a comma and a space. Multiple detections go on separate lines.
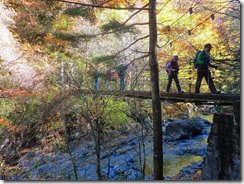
163, 138, 207, 157
165, 118, 211, 140
116, 145, 133, 155
191, 117, 211, 126
116, 162, 133, 173
102, 165, 116, 179
100, 151, 110, 159
178, 161, 202, 176
109, 169, 116, 179
126, 157, 135, 163
125, 169, 143, 180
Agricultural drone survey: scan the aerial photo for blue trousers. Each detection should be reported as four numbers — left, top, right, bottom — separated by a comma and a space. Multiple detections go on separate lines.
94, 77, 99, 90
120, 77, 125, 90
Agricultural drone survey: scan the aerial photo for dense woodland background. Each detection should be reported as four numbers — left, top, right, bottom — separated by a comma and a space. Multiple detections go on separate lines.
0, 0, 240, 180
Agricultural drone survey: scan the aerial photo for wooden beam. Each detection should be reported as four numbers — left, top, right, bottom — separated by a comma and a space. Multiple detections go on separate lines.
70, 90, 240, 105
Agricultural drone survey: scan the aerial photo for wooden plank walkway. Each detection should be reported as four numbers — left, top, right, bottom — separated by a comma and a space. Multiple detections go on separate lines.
76, 90, 240, 105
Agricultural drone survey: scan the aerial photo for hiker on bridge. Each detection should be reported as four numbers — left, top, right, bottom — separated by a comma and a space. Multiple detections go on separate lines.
165, 55, 184, 93
117, 61, 130, 91
195, 43, 220, 94
93, 67, 102, 90
105, 67, 116, 90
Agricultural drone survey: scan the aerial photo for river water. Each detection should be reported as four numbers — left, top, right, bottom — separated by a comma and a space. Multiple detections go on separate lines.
12, 113, 214, 180
144, 113, 213, 178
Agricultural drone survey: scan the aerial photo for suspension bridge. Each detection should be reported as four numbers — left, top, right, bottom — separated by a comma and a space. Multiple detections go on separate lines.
59, 56, 240, 107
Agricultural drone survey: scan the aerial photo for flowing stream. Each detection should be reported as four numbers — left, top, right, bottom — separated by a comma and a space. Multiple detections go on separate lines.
144, 113, 213, 178
13, 113, 214, 180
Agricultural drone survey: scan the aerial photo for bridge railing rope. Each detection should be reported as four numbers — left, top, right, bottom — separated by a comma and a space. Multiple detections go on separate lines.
127, 61, 241, 94
60, 59, 240, 94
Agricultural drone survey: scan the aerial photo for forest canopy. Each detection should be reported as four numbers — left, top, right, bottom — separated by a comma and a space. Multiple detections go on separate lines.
0, 0, 240, 181
2, 0, 240, 93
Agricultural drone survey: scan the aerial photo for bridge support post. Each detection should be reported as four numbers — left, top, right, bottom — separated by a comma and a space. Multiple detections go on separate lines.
201, 103, 240, 180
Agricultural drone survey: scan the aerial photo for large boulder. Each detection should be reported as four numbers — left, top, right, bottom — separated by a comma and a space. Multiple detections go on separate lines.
165, 117, 211, 140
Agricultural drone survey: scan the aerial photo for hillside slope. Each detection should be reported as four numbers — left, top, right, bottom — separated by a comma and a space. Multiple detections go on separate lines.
0, 3, 45, 90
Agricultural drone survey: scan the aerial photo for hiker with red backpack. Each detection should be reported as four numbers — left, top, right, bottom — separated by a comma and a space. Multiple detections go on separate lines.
165, 55, 184, 93
105, 67, 116, 90
194, 43, 220, 94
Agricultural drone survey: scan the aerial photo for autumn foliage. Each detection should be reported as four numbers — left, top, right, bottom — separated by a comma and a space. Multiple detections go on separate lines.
0, 89, 31, 98
0, 0, 240, 181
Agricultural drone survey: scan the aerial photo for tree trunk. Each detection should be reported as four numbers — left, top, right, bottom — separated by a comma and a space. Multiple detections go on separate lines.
148, 0, 163, 180
64, 114, 78, 180
96, 120, 102, 180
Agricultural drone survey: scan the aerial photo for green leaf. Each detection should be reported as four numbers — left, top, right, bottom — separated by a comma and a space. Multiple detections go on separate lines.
101, 19, 136, 35
63, 7, 95, 22
91, 55, 116, 65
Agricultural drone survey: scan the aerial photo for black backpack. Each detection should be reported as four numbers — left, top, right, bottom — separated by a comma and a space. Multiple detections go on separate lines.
117, 66, 125, 77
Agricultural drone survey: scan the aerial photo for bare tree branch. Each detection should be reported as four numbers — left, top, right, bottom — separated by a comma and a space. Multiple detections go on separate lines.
122, 3, 149, 25
156, 0, 171, 15
157, 39, 170, 48
128, 54, 149, 66
55, 0, 149, 10
130, 49, 149, 54
130, 60, 149, 90
115, 35, 149, 56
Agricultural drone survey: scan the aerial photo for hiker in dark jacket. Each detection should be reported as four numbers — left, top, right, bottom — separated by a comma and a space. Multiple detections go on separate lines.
166, 55, 184, 93
195, 43, 220, 94
117, 62, 129, 90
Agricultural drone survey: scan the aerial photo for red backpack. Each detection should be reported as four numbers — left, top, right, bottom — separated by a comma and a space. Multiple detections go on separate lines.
165, 60, 179, 73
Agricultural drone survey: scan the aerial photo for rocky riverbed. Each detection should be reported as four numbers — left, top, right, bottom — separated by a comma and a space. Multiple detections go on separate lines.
3, 115, 212, 180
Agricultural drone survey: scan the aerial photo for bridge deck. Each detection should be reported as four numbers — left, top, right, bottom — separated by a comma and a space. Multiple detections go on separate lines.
76, 90, 240, 105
